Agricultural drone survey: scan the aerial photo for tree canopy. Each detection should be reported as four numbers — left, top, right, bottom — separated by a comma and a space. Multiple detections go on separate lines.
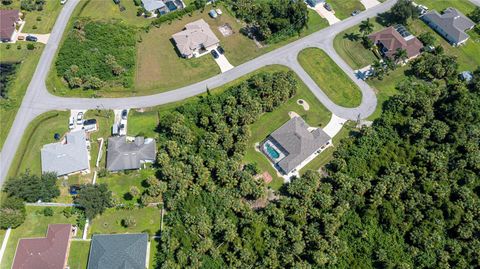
4, 171, 60, 203
74, 183, 113, 220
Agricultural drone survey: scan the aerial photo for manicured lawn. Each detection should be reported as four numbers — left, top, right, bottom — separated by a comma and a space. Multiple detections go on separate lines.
0, 0, 62, 34
96, 170, 155, 204
329, 0, 365, 20
298, 48, 362, 107
333, 20, 383, 69
128, 108, 160, 138
0, 206, 81, 269
7, 111, 69, 178
0, 43, 44, 149
78, 0, 150, 27
88, 207, 161, 237
415, 0, 476, 15
67, 241, 91, 269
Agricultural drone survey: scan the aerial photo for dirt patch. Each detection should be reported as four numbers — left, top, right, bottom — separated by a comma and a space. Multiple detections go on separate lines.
218, 23, 234, 37
288, 111, 300, 118
297, 99, 310, 110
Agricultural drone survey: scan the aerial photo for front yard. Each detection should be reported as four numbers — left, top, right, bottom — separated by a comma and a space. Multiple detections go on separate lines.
328, 0, 366, 20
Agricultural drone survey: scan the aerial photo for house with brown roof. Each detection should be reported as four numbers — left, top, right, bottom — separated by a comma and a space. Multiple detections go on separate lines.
12, 224, 74, 269
0, 10, 21, 42
369, 25, 424, 62
172, 19, 220, 58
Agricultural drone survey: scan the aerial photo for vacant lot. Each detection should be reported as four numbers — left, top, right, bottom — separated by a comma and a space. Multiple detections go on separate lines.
415, 0, 476, 14
0, 43, 44, 149
329, 0, 365, 20
0, 206, 81, 269
0, 0, 62, 34
78, 0, 150, 27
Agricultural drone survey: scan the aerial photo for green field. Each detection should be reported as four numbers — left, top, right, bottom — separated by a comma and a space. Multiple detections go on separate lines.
96, 170, 155, 204
415, 0, 477, 14
0, 43, 44, 149
127, 108, 159, 138
329, 0, 366, 20
0, 206, 81, 269
7, 111, 69, 178
77, 0, 150, 27
88, 207, 161, 237
298, 48, 362, 107
0, 0, 62, 34
67, 241, 91, 269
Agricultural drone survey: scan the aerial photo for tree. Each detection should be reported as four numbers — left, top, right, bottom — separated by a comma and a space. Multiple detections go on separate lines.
389, 0, 418, 24
393, 48, 408, 64
43, 207, 54, 216
418, 32, 436, 47
469, 7, 480, 23
74, 184, 112, 219
359, 18, 374, 36
0, 197, 26, 229
122, 216, 137, 227
129, 186, 140, 198
4, 171, 60, 202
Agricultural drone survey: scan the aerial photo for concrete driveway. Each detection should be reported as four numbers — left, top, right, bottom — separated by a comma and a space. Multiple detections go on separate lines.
19, 33, 50, 44
323, 114, 347, 138
214, 53, 234, 73
361, 0, 381, 9
312, 4, 340, 25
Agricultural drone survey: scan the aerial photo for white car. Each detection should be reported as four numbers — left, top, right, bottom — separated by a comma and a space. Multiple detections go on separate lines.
68, 117, 75, 129
216, 8, 223, 15
60, 0, 67, 5
76, 112, 84, 125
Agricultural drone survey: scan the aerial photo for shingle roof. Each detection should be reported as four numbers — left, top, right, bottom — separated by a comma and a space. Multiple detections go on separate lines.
41, 130, 89, 176
141, 0, 165, 12
0, 10, 19, 40
12, 224, 72, 269
368, 26, 424, 59
268, 117, 331, 174
87, 234, 148, 269
422, 8, 476, 44
172, 19, 220, 57
106, 136, 156, 171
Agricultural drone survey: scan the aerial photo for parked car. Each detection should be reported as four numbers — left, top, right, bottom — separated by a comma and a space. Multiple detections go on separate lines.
26, 35, 37, 42
69, 117, 75, 129
216, 8, 223, 15
76, 112, 84, 125
217, 46, 225, 55
119, 119, 127, 136
83, 119, 97, 132
60, 0, 68, 5
324, 3, 332, 11
209, 9, 218, 18
351, 10, 360, 16
121, 109, 128, 120
211, 49, 219, 59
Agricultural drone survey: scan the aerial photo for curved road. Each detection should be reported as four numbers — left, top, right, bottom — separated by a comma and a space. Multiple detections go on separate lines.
0, 0, 402, 184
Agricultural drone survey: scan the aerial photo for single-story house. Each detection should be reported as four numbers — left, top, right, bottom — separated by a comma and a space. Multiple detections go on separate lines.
87, 233, 148, 269
305, 0, 324, 8
369, 25, 424, 61
106, 136, 156, 171
262, 117, 331, 175
0, 10, 21, 42
172, 19, 220, 58
12, 224, 74, 269
422, 8, 476, 46
41, 130, 90, 176
141, 0, 167, 13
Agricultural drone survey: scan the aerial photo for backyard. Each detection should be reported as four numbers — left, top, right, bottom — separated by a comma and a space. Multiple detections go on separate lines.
0, 0, 62, 33
298, 48, 363, 107
0, 43, 44, 149
96, 170, 156, 204
329, 0, 366, 20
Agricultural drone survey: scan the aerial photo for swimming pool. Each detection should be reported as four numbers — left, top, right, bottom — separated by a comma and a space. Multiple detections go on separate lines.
265, 143, 280, 159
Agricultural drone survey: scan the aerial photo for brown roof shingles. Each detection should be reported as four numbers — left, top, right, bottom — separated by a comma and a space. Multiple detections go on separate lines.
0, 10, 19, 41
369, 26, 424, 59
12, 224, 73, 269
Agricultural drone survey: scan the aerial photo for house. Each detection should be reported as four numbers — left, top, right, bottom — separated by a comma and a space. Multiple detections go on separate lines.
12, 224, 74, 269
422, 8, 476, 46
141, 0, 167, 13
172, 19, 220, 58
305, 0, 324, 8
41, 130, 90, 176
369, 25, 424, 61
106, 136, 156, 171
261, 117, 331, 175
0, 10, 21, 42
87, 233, 148, 269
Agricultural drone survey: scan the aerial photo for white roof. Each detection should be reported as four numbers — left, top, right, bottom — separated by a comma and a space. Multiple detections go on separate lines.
172, 19, 220, 56
141, 0, 165, 12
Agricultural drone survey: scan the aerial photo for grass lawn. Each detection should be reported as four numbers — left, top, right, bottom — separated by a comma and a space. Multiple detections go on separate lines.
149, 238, 160, 269
96, 170, 155, 204
7, 111, 69, 178
0, 43, 44, 149
88, 207, 161, 237
329, 0, 365, 20
128, 108, 160, 138
0, 0, 62, 34
298, 48, 362, 107
0, 206, 81, 269
84, 110, 114, 170
300, 122, 354, 175
415, 0, 477, 15
67, 241, 91, 269
77, 0, 150, 27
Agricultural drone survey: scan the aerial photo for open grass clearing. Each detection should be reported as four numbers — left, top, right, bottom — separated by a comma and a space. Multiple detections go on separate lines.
0, 206, 82, 269
415, 0, 477, 15
0, 0, 62, 34
298, 48, 362, 107
128, 108, 160, 138
96, 170, 155, 205
67, 240, 91, 269
88, 207, 161, 237
329, 0, 365, 20
0, 43, 44, 149
77, 0, 150, 27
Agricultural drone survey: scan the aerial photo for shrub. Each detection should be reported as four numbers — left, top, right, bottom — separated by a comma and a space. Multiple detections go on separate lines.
0, 197, 26, 229
43, 207, 54, 216
36, 16, 42, 21
27, 43, 35, 50
17, 44, 21, 50
63, 207, 73, 218
32, 25, 37, 29
122, 216, 136, 228
6, 44, 11, 49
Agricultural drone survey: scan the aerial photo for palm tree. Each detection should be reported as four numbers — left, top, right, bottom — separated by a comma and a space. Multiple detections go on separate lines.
359, 18, 374, 36
393, 48, 408, 64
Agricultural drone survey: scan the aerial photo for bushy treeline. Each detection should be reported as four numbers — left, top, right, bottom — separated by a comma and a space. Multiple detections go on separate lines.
228, 0, 309, 43
55, 20, 136, 89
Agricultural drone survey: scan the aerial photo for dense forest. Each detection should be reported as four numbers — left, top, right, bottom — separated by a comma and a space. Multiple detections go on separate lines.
151, 53, 479, 267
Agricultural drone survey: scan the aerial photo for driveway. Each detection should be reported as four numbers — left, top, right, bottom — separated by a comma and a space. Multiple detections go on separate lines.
311, 4, 340, 25
361, 0, 381, 9
323, 114, 347, 138
19, 33, 50, 44
70, 109, 87, 131
214, 53, 234, 73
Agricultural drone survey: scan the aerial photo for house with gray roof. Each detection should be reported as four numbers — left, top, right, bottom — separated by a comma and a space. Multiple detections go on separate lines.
41, 130, 90, 176
261, 117, 331, 175
422, 8, 476, 46
87, 233, 148, 269
106, 136, 156, 171
172, 19, 220, 58
141, 0, 167, 13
